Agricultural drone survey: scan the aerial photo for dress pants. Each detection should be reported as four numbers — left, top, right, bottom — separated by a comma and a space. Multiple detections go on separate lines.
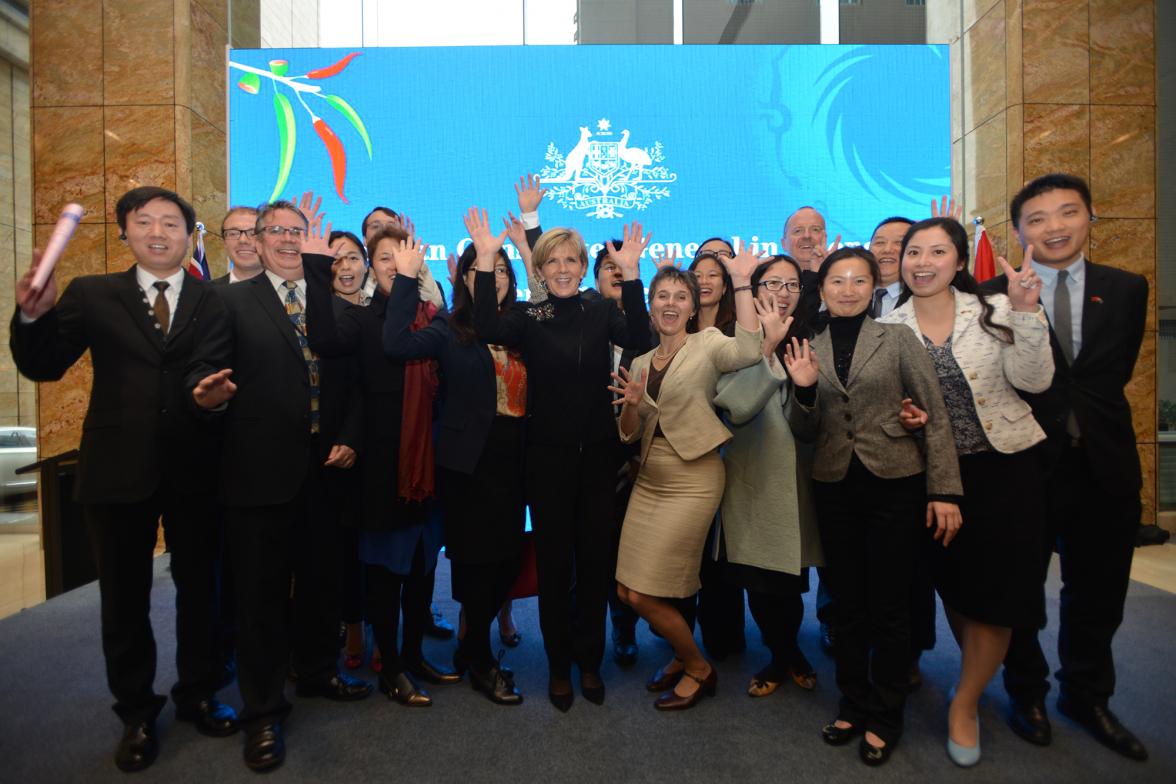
84, 486, 219, 724
607, 454, 639, 643
454, 556, 523, 669
526, 440, 616, 679
225, 444, 344, 731
365, 541, 431, 676
747, 589, 808, 673
813, 457, 924, 745
817, 553, 935, 661
1003, 445, 1140, 708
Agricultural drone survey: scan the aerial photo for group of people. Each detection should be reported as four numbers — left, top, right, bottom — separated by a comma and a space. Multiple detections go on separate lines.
10, 171, 1149, 773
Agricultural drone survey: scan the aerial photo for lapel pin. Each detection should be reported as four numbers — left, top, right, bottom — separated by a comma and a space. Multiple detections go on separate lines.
1090, 296, 1103, 304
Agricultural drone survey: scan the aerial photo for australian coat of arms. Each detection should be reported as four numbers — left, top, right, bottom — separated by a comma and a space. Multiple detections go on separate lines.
539, 119, 677, 219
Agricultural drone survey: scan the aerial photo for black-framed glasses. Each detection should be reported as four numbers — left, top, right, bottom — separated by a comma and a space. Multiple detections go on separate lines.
693, 249, 733, 262
261, 225, 306, 238
223, 228, 256, 240
757, 279, 802, 293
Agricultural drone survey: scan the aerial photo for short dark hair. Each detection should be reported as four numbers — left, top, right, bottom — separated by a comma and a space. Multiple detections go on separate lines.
648, 267, 701, 323
362, 206, 399, 236
365, 224, 408, 261
220, 205, 259, 235
816, 246, 881, 291
870, 215, 914, 239
1010, 173, 1092, 229
328, 230, 368, 265
254, 200, 307, 234
593, 239, 623, 279
116, 186, 196, 235
695, 236, 734, 255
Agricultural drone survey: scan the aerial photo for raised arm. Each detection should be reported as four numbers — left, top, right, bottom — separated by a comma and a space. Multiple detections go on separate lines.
783, 337, 821, 443
466, 207, 526, 347
10, 258, 88, 382
606, 221, 654, 351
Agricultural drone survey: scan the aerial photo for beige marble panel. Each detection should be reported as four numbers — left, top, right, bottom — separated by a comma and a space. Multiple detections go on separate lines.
1023, 103, 1089, 183
1089, 218, 1156, 330
32, 106, 105, 224
928, 0, 962, 44
962, 111, 1006, 231
31, 0, 102, 107
1090, 105, 1155, 219
103, 105, 178, 224
1006, 102, 1024, 204
963, 3, 1005, 134
952, 137, 964, 210
34, 221, 106, 290
174, 106, 192, 203
951, 40, 963, 142
1005, 0, 1023, 106
231, 0, 262, 49
202, 231, 226, 278
1090, 0, 1155, 106
187, 109, 227, 230
1138, 441, 1156, 524
963, 0, 1002, 31
1022, 0, 1089, 105
13, 67, 31, 231
0, 60, 13, 227
175, 0, 192, 131
103, 0, 175, 105
187, 0, 228, 131
195, 0, 228, 26
104, 223, 137, 273
1126, 332, 1156, 444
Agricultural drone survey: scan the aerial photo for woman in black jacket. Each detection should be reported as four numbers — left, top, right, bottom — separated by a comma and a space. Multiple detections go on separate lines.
466, 207, 653, 711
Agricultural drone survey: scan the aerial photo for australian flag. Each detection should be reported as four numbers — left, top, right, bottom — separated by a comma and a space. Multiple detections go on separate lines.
188, 222, 211, 280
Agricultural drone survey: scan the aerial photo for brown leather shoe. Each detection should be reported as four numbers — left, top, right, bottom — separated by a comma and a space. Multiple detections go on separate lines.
646, 658, 683, 692
654, 666, 717, 711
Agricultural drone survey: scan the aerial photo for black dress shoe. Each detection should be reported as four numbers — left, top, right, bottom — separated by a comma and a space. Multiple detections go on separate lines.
613, 639, 638, 667
379, 671, 433, 706
295, 671, 373, 701
424, 605, 455, 640
549, 677, 574, 713
470, 663, 524, 706
1057, 696, 1148, 761
406, 656, 462, 684
176, 698, 239, 737
115, 720, 159, 772
859, 736, 894, 767
1008, 698, 1052, 746
821, 720, 863, 746
243, 722, 284, 772
580, 673, 605, 705
819, 623, 835, 656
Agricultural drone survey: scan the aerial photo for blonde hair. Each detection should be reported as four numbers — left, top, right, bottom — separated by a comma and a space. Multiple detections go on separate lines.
530, 228, 588, 278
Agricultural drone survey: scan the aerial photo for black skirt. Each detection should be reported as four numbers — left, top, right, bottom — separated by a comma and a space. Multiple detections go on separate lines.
439, 415, 526, 565
930, 448, 1046, 629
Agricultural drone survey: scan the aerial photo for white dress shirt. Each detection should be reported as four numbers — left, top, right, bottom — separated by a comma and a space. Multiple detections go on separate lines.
137, 265, 186, 333
874, 281, 903, 318
265, 268, 306, 308
1031, 254, 1085, 359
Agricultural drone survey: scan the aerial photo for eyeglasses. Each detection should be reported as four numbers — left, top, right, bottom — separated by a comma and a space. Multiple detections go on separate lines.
758, 279, 802, 293
333, 253, 365, 265
223, 228, 256, 240
694, 249, 733, 261
492, 266, 511, 278
261, 225, 306, 238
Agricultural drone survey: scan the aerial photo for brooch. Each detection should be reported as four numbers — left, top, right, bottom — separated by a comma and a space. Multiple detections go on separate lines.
528, 301, 555, 322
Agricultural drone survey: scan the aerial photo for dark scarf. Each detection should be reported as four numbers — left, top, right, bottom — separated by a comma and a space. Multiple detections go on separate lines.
398, 300, 439, 502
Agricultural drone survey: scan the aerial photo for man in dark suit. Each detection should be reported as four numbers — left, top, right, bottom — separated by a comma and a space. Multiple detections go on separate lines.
983, 173, 1149, 761
187, 200, 370, 773
214, 206, 263, 285
10, 186, 238, 772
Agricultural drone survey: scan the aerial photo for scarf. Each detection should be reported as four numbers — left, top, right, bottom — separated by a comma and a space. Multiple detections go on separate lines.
397, 299, 440, 502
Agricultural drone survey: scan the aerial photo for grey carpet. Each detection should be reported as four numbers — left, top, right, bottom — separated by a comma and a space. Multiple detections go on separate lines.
0, 556, 1173, 783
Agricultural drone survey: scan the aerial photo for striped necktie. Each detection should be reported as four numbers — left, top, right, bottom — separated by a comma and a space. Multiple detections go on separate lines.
282, 280, 320, 434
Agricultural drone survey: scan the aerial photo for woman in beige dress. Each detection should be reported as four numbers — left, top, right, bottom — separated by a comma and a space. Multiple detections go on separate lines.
608, 248, 766, 710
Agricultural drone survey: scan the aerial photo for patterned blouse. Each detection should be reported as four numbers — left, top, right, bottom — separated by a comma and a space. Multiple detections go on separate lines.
922, 335, 990, 455
489, 345, 527, 418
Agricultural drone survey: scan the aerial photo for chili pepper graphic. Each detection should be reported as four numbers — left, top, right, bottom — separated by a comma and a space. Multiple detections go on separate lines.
307, 52, 361, 80
313, 117, 349, 204
270, 92, 296, 202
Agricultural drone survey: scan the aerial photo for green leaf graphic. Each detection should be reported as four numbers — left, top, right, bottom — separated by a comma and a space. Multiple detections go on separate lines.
323, 94, 372, 159
270, 92, 297, 202
238, 73, 260, 94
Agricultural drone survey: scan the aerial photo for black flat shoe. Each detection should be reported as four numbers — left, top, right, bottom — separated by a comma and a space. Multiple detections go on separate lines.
549, 677, 574, 713
581, 673, 605, 706
115, 720, 159, 772
406, 656, 462, 685
470, 660, 524, 706
646, 658, 683, 692
1008, 698, 1052, 746
296, 671, 373, 701
176, 698, 239, 737
1057, 695, 1148, 761
821, 720, 863, 746
859, 736, 894, 767
379, 671, 432, 706
243, 722, 284, 773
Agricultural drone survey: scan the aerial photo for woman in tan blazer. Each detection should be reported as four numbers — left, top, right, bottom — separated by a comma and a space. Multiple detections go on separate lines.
608, 250, 765, 711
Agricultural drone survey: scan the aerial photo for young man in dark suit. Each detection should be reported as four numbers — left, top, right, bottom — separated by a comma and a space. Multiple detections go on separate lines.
983, 173, 1149, 761
10, 186, 238, 772
214, 206, 263, 285
187, 200, 370, 773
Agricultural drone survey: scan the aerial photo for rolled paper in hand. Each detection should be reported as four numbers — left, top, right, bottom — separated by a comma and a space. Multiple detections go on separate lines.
31, 203, 84, 293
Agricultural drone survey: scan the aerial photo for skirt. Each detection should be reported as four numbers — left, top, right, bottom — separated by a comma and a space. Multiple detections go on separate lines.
616, 437, 725, 599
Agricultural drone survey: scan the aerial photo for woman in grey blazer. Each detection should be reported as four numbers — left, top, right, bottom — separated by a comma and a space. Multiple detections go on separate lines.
881, 217, 1052, 767
785, 247, 963, 767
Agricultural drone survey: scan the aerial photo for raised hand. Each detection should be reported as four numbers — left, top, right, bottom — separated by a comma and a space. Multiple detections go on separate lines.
397, 213, 416, 238
607, 366, 647, 408
899, 398, 928, 431
782, 337, 819, 387
927, 501, 963, 547
502, 211, 528, 252
446, 252, 459, 284
515, 173, 547, 213
391, 236, 427, 279
652, 245, 681, 271
16, 249, 58, 320
297, 190, 324, 227
606, 221, 650, 281
323, 444, 357, 469
193, 368, 237, 409
723, 245, 764, 286
304, 213, 333, 255
999, 247, 1042, 312
462, 207, 507, 271
931, 195, 964, 223
754, 295, 793, 353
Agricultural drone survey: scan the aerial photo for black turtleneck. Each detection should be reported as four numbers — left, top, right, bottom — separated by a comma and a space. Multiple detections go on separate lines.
828, 311, 868, 387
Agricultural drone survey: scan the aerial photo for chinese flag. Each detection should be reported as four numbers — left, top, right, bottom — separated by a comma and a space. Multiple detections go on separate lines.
973, 223, 996, 283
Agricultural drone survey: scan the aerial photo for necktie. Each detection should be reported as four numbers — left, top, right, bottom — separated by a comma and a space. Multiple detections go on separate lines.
869, 288, 886, 319
283, 281, 320, 434
152, 281, 170, 334
1054, 270, 1073, 364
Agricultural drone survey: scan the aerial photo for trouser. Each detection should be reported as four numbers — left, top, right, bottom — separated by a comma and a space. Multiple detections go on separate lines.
607, 457, 639, 643
818, 555, 935, 661
366, 540, 432, 676
213, 519, 236, 684
1003, 445, 1140, 708
526, 441, 616, 678
454, 556, 523, 670
747, 588, 808, 673
85, 487, 220, 724
814, 458, 924, 746
340, 527, 365, 626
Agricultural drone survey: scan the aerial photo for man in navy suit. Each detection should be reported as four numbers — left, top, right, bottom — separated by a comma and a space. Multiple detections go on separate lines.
983, 173, 1148, 761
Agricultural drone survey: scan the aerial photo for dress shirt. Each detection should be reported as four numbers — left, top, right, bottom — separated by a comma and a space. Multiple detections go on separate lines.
1031, 254, 1085, 359
137, 265, 185, 329
520, 210, 540, 230
874, 281, 903, 318
264, 268, 307, 308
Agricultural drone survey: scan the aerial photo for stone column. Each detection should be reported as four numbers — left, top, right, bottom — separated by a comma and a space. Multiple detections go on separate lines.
930, 0, 1158, 524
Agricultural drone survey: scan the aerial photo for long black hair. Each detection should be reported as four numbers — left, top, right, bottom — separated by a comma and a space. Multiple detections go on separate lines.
896, 217, 1013, 343
449, 244, 517, 345
688, 238, 736, 336
750, 255, 815, 363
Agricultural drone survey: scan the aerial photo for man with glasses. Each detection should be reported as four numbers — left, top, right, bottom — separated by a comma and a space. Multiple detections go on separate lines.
188, 200, 371, 773
215, 206, 262, 284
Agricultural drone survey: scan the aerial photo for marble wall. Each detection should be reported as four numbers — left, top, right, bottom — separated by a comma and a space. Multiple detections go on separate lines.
930, 0, 1160, 523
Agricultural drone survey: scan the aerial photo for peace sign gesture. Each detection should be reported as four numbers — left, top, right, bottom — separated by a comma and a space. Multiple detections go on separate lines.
608, 366, 647, 408
782, 337, 819, 387
999, 245, 1042, 312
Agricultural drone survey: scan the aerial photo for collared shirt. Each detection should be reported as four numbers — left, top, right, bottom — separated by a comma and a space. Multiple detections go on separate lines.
264, 268, 306, 308
228, 267, 252, 284
137, 265, 186, 320
875, 280, 903, 318
1031, 254, 1085, 359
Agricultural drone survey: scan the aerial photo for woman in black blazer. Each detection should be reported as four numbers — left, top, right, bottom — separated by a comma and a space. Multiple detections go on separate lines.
382, 242, 527, 705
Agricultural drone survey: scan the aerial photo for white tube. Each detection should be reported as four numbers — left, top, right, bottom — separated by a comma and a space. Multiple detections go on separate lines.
31, 203, 84, 293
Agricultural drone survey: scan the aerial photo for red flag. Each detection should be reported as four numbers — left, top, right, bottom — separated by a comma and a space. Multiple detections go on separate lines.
973, 223, 996, 283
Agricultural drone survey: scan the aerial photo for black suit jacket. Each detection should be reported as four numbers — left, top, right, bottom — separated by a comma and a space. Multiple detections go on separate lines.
184, 273, 362, 508
982, 260, 1147, 495
10, 267, 221, 504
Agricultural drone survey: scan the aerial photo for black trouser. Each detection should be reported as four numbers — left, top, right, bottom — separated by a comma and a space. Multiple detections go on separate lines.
526, 441, 616, 679
340, 527, 365, 626
365, 540, 431, 677
85, 487, 220, 724
818, 556, 934, 661
607, 458, 638, 643
814, 458, 924, 746
1003, 446, 1140, 708
666, 529, 747, 656
747, 589, 809, 674
213, 518, 236, 684
225, 456, 344, 731
454, 557, 522, 670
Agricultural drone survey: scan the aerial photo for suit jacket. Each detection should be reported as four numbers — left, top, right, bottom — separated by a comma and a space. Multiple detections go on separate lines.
621, 324, 762, 464
982, 260, 1147, 494
184, 272, 362, 508
881, 290, 1052, 454
10, 267, 221, 504
212, 273, 231, 287
788, 317, 963, 497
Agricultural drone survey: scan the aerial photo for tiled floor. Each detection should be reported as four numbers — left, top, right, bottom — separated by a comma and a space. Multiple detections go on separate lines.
1130, 542, 1176, 594
0, 533, 45, 619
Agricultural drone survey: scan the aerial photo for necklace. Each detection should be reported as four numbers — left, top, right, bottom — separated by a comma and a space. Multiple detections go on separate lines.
654, 338, 686, 361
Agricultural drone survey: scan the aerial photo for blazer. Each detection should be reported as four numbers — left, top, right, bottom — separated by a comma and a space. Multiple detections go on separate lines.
620, 324, 762, 464
184, 272, 362, 508
10, 267, 221, 504
714, 356, 823, 575
382, 272, 519, 475
982, 260, 1147, 495
880, 290, 1052, 454
787, 317, 963, 497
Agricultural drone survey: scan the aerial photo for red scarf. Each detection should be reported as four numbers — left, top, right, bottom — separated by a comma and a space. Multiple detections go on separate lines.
398, 300, 439, 502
